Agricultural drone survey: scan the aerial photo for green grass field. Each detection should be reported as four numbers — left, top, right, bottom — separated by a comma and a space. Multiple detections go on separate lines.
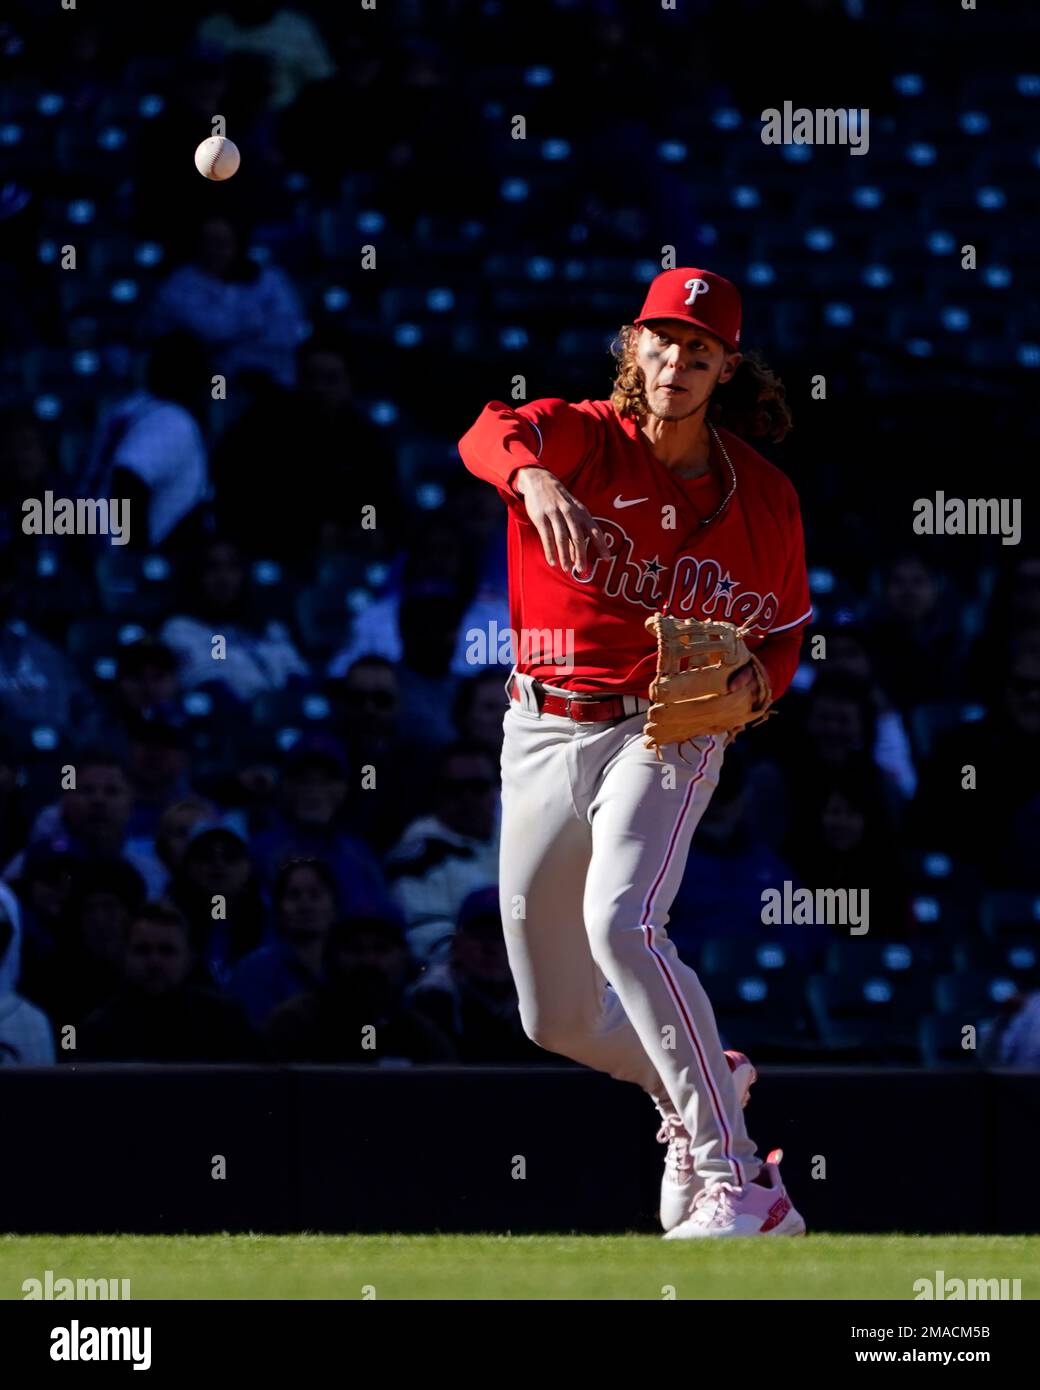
0, 1235, 1035, 1300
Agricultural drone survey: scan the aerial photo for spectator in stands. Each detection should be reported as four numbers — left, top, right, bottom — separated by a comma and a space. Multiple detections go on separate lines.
79, 901, 261, 1062
161, 537, 309, 704
865, 553, 961, 712
33, 859, 147, 1030
212, 329, 400, 571
250, 735, 390, 914
327, 513, 481, 695
124, 718, 195, 842
394, 583, 467, 746
910, 629, 1040, 889
385, 742, 500, 962
228, 857, 339, 1031
155, 796, 218, 888
6, 851, 78, 1007
0, 734, 30, 870
981, 990, 1040, 1068
451, 669, 509, 764
0, 549, 102, 735
668, 749, 820, 962
169, 823, 268, 987
149, 213, 305, 388
785, 760, 912, 938
808, 625, 917, 800
83, 332, 210, 552
265, 909, 456, 1063
0, 409, 79, 583
963, 550, 1040, 702
0, 882, 56, 1065
5, 749, 165, 898
109, 640, 182, 728
197, 1, 337, 111
329, 656, 426, 854
409, 886, 546, 1063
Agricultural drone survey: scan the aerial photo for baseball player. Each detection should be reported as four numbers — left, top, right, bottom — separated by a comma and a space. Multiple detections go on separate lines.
458, 268, 811, 1237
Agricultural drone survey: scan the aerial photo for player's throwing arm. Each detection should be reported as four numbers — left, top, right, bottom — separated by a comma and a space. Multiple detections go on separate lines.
513, 467, 610, 573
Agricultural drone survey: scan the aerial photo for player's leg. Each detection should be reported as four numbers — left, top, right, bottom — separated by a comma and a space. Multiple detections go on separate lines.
582, 725, 761, 1189
498, 697, 670, 1099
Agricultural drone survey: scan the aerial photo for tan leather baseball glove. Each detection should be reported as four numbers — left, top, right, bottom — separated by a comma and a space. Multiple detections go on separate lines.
643, 613, 774, 758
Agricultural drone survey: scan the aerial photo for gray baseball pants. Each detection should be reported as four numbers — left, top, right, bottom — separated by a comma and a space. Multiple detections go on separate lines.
498, 671, 761, 1187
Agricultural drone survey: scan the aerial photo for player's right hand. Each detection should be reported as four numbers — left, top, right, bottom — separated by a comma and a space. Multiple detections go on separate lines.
514, 467, 610, 573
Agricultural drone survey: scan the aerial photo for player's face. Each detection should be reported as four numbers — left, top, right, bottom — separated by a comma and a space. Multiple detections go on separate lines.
635, 322, 740, 421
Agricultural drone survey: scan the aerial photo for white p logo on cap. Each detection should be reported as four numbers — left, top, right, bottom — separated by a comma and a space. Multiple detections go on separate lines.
683, 278, 710, 304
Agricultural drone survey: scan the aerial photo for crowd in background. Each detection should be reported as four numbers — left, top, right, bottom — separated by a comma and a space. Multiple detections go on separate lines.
0, 0, 1037, 1068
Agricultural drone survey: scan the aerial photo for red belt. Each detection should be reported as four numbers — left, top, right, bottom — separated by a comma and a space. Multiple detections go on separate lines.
510, 676, 644, 723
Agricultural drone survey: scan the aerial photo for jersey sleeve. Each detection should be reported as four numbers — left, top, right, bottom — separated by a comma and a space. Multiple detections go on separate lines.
458, 398, 594, 501
755, 484, 813, 702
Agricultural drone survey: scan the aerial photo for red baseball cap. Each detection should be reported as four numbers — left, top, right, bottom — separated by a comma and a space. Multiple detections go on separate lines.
634, 267, 742, 352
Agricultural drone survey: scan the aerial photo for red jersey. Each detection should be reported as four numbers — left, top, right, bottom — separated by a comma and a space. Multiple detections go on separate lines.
459, 397, 812, 700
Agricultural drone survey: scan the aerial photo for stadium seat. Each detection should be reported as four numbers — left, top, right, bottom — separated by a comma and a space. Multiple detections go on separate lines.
980, 891, 1040, 938
65, 617, 149, 682
933, 974, 1020, 1017
806, 972, 932, 1058
952, 936, 1040, 989
95, 551, 174, 619
250, 687, 331, 734
699, 938, 799, 979
823, 939, 935, 978
918, 1014, 987, 1068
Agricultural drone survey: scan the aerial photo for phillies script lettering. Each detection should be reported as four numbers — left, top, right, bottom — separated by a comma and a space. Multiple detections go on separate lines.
571, 518, 779, 628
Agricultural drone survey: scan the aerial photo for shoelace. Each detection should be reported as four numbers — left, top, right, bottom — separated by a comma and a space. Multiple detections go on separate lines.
656, 1114, 693, 1181
690, 1181, 743, 1227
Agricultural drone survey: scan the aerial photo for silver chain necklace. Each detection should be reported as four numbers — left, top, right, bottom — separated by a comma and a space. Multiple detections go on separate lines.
690, 424, 737, 528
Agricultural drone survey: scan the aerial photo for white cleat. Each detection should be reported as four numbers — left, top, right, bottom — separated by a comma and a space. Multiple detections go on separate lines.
656, 1050, 757, 1233
662, 1148, 806, 1239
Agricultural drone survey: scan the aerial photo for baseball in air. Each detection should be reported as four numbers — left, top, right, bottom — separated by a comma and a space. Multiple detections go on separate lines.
194, 136, 241, 181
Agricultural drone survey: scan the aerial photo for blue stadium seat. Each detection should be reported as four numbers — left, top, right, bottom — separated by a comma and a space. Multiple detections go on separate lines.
980, 891, 1040, 939
65, 617, 149, 681
952, 936, 1040, 989
95, 551, 173, 619
250, 688, 331, 733
918, 1015, 986, 1068
823, 939, 939, 978
806, 972, 931, 1057
698, 937, 800, 979
934, 974, 1020, 1017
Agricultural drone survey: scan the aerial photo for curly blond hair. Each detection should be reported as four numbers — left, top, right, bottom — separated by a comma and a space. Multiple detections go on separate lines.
609, 324, 793, 444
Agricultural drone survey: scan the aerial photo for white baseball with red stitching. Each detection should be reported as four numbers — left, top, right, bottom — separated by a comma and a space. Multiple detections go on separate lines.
194, 136, 241, 181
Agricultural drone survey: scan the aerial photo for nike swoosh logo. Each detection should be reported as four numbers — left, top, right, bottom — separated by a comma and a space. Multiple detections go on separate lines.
613, 495, 649, 509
